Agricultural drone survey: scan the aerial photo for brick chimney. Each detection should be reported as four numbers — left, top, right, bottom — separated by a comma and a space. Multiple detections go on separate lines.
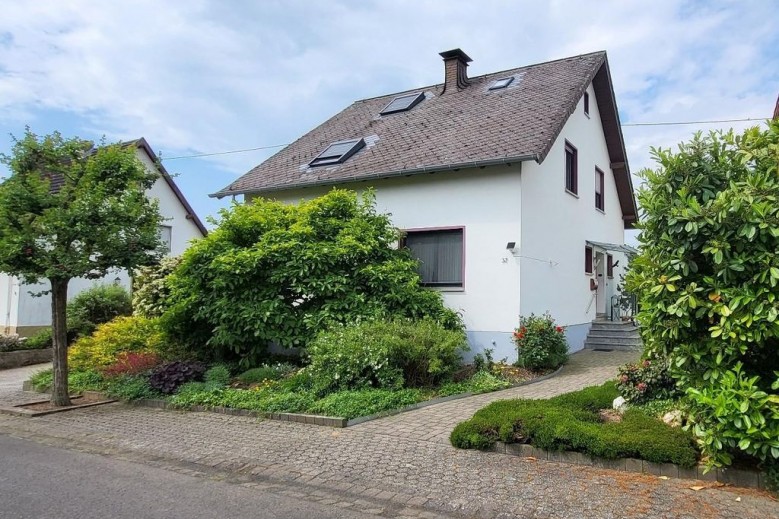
439, 48, 472, 94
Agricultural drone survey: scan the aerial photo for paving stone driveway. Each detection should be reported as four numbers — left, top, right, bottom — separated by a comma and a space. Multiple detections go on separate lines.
1, 352, 777, 519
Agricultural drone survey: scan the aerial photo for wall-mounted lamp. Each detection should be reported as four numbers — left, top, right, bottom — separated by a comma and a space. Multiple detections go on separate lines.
506, 242, 516, 250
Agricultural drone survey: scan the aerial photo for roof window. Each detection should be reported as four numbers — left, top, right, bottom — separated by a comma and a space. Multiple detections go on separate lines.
380, 92, 425, 115
309, 138, 365, 167
488, 77, 514, 90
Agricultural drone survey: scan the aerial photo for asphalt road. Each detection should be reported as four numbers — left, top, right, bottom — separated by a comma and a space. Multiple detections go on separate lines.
0, 434, 376, 519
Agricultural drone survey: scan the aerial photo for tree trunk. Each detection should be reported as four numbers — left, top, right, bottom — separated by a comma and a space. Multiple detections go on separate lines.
51, 278, 71, 406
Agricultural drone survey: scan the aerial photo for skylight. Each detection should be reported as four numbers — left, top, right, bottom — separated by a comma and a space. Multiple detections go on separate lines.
380, 92, 425, 115
488, 77, 514, 90
309, 138, 365, 167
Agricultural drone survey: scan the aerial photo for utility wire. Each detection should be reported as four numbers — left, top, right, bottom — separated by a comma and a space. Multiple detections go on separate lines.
160, 117, 766, 161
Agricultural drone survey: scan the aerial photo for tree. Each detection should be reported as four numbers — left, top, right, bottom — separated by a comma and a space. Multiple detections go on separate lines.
0, 130, 163, 405
627, 121, 779, 468
162, 189, 462, 365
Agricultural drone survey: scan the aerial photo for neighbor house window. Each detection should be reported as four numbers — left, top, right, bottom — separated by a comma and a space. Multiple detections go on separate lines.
158, 225, 172, 254
607, 254, 614, 278
585, 245, 593, 274
402, 228, 464, 288
565, 142, 578, 195
595, 167, 605, 211
584, 91, 590, 116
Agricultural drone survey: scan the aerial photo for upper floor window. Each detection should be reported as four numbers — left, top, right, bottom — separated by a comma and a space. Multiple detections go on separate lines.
584, 91, 590, 116
309, 138, 365, 167
595, 167, 605, 211
402, 228, 464, 288
565, 141, 578, 195
158, 225, 172, 254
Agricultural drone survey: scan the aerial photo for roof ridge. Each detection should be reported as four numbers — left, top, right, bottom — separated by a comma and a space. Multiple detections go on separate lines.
354, 50, 606, 103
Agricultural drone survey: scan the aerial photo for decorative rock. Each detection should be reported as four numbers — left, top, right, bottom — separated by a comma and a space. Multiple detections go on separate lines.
612, 396, 627, 412
661, 410, 683, 427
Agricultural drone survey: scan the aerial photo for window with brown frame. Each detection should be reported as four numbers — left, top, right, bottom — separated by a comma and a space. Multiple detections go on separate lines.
401, 228, 464, 288
607, 254, 614, 278
584, 91, 590, 116
585, 245, 593, 274
565, 142, 578, 195
595, 167, 605, 211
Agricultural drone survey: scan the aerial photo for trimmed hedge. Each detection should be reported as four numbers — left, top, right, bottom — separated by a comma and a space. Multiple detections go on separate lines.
450, 382, 698, 467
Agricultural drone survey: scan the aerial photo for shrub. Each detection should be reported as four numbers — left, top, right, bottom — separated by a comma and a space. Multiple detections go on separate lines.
161, 189, 462, 365
105, 375, 160, 401
309, 388, 426, 419
450, 382, 698, 467
437, 370, 511, 397
101, 352, 161, 378
307, 319, 468, 394
0, 334, 24, 352
616, 355, 679, 404
23, 329, 52, 350
132, 256, 182, 318
512, 313, 568, 370
67, 284, 133, 338
236, 364, 296, 384
28, 368, 106, 392
148, 360, 206, 394
68, 316, 166, 371
204, 364, 231, 387
626, 122, 779, 468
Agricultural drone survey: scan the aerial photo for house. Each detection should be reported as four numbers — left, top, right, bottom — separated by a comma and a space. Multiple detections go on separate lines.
212, 49, 638, 360
0, 138, 207, 336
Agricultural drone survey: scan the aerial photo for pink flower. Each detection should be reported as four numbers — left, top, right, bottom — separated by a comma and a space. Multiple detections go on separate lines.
642, 360, 651, 368
619, 375, 629, 384
637, 382, 648, 392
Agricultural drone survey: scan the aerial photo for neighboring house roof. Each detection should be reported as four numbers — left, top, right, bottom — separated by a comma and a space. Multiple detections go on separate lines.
43, 138, 208, 236
774, 93, 779, 120
213, 49, 637, 228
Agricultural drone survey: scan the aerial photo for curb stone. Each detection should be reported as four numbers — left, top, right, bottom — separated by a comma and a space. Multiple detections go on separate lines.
492, 441, 765, 489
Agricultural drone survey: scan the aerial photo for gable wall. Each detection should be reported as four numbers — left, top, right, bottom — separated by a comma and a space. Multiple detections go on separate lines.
519, 82, 627, 351
12, 148, 204, 334
250, 165, 524, 361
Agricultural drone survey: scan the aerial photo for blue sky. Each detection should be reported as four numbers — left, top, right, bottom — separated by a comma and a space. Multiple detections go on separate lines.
1, 0, 777, 229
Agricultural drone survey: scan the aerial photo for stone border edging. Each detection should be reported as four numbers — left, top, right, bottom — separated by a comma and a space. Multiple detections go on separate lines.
0, 394, 117, 417
0, 348, 52, 370
492, 441, 765, 489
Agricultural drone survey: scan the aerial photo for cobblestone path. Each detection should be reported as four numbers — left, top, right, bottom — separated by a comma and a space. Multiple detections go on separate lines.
1, 352, 776, 518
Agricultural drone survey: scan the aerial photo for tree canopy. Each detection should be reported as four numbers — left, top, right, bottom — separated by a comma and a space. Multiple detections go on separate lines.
0, 130, 164, 405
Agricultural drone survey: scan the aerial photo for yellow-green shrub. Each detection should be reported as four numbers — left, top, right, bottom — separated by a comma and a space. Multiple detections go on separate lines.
68, 316, 165, 371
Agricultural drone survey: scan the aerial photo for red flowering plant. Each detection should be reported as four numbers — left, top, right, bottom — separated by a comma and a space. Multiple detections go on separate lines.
616, 355, 679, 404
512, 313, 568, 370
101, 351, 162, 378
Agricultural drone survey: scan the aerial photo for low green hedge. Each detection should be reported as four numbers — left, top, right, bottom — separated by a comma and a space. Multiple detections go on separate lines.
450, 382, 698, 468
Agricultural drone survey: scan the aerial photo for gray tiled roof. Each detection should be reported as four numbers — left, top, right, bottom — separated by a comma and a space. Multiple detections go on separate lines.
213, 51, 637, 227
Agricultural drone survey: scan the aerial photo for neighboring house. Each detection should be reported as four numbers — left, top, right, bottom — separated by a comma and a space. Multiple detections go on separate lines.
0, 138, 207, 336
212, 49, 638, 360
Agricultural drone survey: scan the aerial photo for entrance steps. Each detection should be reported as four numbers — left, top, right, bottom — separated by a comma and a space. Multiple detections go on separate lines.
584, 319, 643, 352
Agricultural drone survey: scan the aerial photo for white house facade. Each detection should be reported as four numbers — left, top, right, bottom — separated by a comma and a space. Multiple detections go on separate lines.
0, 138, 207, 336
214, 49, 637, 361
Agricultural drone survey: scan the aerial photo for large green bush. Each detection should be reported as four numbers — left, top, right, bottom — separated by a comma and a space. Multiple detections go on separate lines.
307, 319, 468, 394
67, 284, 133, 338
162, 189, 462, 364
450, 382, 698, 467
627, 121, 779, 468
512, 313, 568, 370
132, 256, 182, 318
67, 315, 166, 371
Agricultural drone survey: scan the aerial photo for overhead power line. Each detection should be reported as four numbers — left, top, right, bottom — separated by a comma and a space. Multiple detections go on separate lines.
159, 117, 766, 161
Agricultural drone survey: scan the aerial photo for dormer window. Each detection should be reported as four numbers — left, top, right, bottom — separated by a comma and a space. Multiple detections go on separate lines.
380, 92, 425, 115
488, 77, 514, 90
309, 138, 365, 167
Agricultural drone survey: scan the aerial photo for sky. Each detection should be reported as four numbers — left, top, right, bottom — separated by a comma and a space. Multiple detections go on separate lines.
0, 0, 777, 231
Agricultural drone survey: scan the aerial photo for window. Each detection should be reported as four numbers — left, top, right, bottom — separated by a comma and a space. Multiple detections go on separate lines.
595, 167, 605, 211
585, 245, 593, 274
309, 138, 365, 167
488, 76, 514, 90
380, 92, 425, 115
158, 225, 172, 254
565, 141, 578, 195
583, 91, 590, 116
402, 228, 464, 288
607, 254, 614, 278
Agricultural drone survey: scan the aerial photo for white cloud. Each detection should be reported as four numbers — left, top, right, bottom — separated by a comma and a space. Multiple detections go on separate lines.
0, 0, 776, 189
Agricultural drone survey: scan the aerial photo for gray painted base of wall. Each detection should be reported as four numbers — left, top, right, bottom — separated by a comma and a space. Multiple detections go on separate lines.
564, 322, 592, 353
464, 322, 592, 363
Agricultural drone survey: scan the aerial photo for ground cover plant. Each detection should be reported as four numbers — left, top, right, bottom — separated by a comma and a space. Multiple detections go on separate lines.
450, 382, 698, 467
626, 122, 779, 473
